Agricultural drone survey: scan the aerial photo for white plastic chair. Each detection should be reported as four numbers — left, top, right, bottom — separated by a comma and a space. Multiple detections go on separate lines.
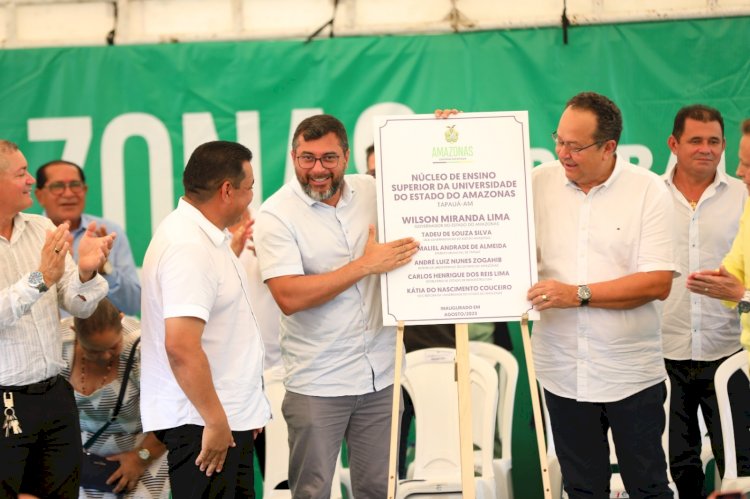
697, 409, 720, 491
263, 366, 344, 498
470, 341, 519, 499
397, 348, 498, 499
714, 351, 750, 493
541, 379, 678, 498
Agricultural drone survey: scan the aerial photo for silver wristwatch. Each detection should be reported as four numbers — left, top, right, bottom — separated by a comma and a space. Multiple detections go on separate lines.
577, 284, 591, 306
28, 271, 48, 293
137, 448, 151, 461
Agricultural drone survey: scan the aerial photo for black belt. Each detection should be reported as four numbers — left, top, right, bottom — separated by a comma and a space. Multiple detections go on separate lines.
0, 375, 59, 394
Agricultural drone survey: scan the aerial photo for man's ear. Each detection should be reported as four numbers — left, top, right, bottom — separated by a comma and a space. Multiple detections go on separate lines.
603, 139, 617, 156
220, 180, 232, 200
667, 135, 678, 155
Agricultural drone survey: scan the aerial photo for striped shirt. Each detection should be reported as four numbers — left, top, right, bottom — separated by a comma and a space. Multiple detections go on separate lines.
0, 213, 108, 386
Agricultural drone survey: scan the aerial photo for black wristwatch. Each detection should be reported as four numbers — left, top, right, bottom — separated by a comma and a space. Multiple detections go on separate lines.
577, 284, 592, 306
738, 290, 750, 315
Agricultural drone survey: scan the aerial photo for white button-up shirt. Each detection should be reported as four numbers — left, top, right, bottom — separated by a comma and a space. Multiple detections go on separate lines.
254, 175, 396, 397
0, 213, 108, 385
140, 199, 271, 432
531, 157, 676, 403
661, 164, 747, 361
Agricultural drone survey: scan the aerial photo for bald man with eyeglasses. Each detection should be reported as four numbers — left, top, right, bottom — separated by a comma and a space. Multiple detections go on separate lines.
35, 160, 141, 315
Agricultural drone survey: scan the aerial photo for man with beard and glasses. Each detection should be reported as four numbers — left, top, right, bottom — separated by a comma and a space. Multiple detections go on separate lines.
254, 114, 419, 498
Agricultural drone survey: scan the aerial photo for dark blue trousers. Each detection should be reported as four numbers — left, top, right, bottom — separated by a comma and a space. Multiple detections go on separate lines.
157, 424, 255, 498
545, 381, 673, 498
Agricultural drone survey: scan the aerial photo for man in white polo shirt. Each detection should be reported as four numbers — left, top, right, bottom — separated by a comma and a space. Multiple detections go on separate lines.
140, 140, 270, 497
254, 114, 419, 498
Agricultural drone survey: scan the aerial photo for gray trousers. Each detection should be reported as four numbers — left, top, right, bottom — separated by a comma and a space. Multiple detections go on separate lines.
282, 385, 399, 499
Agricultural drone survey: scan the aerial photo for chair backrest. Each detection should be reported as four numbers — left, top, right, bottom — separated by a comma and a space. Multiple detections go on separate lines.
714, 350, 750, 480
469, 341, 519, 460
262, 366, 343, 499
402, 348, 498, 482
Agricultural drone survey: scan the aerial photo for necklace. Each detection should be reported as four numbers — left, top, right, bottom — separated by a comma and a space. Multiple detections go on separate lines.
79, 350, 114, 394
688, 199, 698, 210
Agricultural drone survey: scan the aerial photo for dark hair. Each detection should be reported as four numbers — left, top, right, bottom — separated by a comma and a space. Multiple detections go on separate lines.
183, 141, 252, 203
292, 115, 349, 153
0, 140, 20, 171
366, 144, 375, 158
74, 299, 122, 339
671, 104, 724, 140
742, 119, 750, 135
566, 92, 623, 144
36, 160, 86, 188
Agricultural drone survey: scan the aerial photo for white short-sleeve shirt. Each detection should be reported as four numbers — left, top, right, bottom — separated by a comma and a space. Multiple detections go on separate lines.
140, 199, 270, 432
254, 175, 396, 397
531, 157, 676, 403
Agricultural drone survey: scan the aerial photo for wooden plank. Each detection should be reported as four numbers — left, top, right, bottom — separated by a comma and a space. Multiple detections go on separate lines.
520, 313, 553, 499
455, 323, 476, 497
387, 320, 405, 499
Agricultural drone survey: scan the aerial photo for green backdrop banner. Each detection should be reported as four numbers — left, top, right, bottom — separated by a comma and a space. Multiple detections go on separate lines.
1, 17, 749, 264
2, 17, 749, 497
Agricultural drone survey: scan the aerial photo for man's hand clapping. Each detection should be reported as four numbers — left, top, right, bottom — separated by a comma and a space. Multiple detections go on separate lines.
77, 221, 116, 281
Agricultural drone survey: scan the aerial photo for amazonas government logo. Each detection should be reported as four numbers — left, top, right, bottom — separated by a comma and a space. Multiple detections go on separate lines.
444, 125, 458, 143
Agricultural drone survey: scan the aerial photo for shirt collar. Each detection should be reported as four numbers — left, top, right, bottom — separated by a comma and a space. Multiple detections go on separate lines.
8, 212, 29, 242
39, 210, 88, 234
663, 162, 728, 189
177, 198, 231, 247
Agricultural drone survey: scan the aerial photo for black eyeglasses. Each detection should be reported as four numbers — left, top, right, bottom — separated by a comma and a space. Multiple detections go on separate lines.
552, 131, 604, 154
45, 181, 85, 195
296, 154, 340, 169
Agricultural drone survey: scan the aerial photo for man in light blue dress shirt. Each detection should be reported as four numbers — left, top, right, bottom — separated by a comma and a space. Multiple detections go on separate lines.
255, 114, 419, 498
35, 160, 141, 315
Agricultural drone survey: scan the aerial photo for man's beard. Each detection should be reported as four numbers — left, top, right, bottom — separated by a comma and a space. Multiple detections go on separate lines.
299, 173, 343, 202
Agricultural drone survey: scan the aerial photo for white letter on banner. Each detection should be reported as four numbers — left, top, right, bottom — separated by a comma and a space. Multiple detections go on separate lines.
182, 112, 218, 165
285, 108, 324, 183
618, 144, 653, 170
236, 111, 263, 211
101, 113, 174, 233
27, 117, 92, 166
353, 102, 414, 173
531, 147, 556, 167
